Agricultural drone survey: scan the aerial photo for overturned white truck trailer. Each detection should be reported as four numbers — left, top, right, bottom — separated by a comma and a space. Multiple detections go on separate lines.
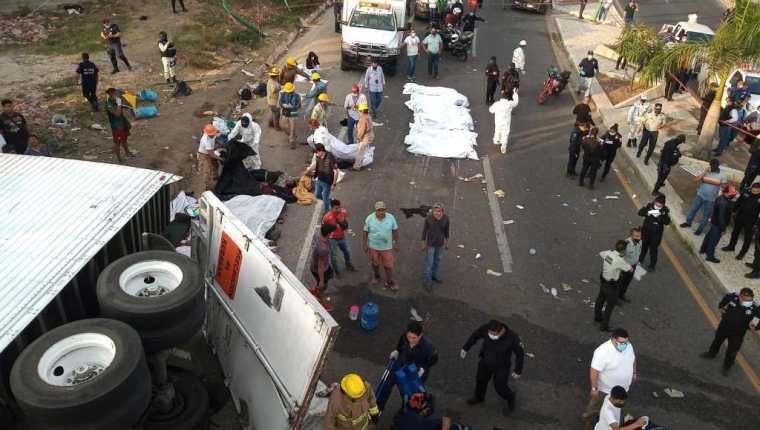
0, 155, 337, 429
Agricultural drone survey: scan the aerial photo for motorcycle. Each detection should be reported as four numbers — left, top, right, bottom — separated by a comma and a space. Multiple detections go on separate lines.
537, 69, 571, 104
440, 25, 473, 61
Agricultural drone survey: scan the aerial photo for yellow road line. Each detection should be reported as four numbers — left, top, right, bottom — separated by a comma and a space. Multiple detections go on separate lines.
613, 167, 760, 393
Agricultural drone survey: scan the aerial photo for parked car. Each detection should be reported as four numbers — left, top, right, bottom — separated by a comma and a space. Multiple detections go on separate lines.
511, 0, 552, 14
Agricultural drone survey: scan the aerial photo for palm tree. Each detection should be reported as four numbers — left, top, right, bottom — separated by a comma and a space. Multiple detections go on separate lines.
626, 0, 760, 158
615, 25, 664, 85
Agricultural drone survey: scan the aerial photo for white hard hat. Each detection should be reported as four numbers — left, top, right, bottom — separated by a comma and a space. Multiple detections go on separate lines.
519, 40, 527, 46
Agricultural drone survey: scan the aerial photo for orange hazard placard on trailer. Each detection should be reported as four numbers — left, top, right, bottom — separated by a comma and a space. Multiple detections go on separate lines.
215, 231, 242, 300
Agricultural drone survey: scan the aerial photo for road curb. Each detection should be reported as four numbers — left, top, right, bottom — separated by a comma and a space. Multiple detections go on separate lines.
259, 3, 330, 77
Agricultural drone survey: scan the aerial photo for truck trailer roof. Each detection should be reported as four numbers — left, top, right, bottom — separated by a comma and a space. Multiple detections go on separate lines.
0, 155, 177, 353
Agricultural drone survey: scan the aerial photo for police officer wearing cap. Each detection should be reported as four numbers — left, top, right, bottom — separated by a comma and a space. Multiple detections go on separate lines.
638, 194, 670, 271
700, 288, 759, 375
595, 240, 633, 331
461, 320, 524, 416
722, 182, 760, 259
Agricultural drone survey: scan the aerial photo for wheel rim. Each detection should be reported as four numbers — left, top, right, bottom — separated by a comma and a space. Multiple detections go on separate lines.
37, 333, 116, 386
118, 260, 184, 297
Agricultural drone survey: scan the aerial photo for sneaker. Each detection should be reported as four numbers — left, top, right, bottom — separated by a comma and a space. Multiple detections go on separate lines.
745, 262, 755, 269
111, 69, 120, 75
432, 277, 443, 284
410, 307, 424, 322
694, 228, 703, 236
500, 144, 507, 154
706, 256, 720, 263
679, 223, 691, 229
721, 246, 735, 252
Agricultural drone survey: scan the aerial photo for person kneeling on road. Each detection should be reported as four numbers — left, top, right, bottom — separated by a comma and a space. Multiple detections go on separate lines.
391, 392, 461, 430
595, 385, 648, 430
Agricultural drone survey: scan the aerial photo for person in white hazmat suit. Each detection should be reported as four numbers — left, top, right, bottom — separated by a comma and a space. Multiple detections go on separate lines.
489, 87, 519, 154
512, 40, 527, 75
227, 113, 262, 170
625, 94, 650, 148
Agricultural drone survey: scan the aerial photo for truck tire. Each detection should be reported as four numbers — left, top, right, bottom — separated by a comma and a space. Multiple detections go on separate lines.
9, 319, 152, 430
144, 373, 209, 430
140, 295, 206, 353
97, 251, 203, 332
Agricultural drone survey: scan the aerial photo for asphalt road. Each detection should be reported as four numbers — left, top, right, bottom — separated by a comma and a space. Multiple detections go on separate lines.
272, 4, 760, 430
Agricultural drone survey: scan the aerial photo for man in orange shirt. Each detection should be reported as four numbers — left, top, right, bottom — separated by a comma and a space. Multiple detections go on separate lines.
323, 199, 355, 276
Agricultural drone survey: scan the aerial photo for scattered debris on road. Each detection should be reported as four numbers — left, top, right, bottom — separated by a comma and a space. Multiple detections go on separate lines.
503, 219, 514, 225
494, 189, 506, 198
664, 388, 684, 398
486, 269, 502, 277
516, 205, 525, 210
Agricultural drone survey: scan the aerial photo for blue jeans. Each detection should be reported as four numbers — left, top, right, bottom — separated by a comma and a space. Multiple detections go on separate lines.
406, 55, 418, 78
700, 225, 724, 258
346, 116, 358, 145
424, 246, 444, 283
715, 126, 735, 155
315, 179, 332, 212
686, 194, 715, 232
369, 91, 383, 115
328, 237, 352, 271
428, 53, 440, 77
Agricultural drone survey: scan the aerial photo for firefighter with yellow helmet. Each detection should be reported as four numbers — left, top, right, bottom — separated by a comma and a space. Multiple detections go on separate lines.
324, 373, 380, 430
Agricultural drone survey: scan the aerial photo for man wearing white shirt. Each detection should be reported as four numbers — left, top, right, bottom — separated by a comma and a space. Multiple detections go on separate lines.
403, 30, 420, 80
584, 329, 637, 430
595, 386, 647, 430
343, 85, 366, 145
512, 40, 526, 75
594, 241, 633, 331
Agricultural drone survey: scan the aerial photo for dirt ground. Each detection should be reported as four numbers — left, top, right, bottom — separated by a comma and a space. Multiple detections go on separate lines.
0, 0, 319, 193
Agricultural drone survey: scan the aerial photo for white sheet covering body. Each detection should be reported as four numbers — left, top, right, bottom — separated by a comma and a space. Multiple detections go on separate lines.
307, 126, 374, 167
402, 83, 479, 160
223, 195, 285, 240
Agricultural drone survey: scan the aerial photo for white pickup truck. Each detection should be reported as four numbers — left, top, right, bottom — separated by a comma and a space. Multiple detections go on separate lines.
340, 0, 413, 75
0, 155, 337, 430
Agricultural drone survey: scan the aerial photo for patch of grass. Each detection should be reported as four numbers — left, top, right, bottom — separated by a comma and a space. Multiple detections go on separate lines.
31, 20, 108, 56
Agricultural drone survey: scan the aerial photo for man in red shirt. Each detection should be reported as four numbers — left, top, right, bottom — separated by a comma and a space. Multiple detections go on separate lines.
322, 199, 355, 276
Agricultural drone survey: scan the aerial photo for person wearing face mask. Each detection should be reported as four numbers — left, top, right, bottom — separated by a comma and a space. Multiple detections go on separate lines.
723, 183, 760, 259
700, 288, 759, 376
595, 241, 633, 331
625, 95, 649, 148
460, 320, 524, 416
227, 113, 262, 170
652, 134, 684, 195
567, 121, 589, 177
595, 386, 647, 430
422, 28, 443, 79
599, 124, 622, 182
699, 185, 737, 263
635, 103, 666, 165
378, 321, 439, 410
617, 228, 641, 303
512, 40, 526, 76
461, 11, 485, 33
637, 194, 670, 271
577, 51, 599, 97
583, 329, 637, 430
579, 126, 602, 189
403, 30, 420, 80
501, 62, 520, 93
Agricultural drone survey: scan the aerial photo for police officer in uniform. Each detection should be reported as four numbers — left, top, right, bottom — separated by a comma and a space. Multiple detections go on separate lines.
76, 53, 99, 112
594, 240, 633, 331
461, 320, 525, 416
599, 123, 622, 182
652, 134, 684, 195
700, 288, 759, 375
638, 194, 670, 271
722, 182, 760, 259
567, 121, 589, 177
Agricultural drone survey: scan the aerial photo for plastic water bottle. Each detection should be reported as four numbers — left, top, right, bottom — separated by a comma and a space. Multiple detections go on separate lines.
349, 305, 359, 321
360, 302, 379, 331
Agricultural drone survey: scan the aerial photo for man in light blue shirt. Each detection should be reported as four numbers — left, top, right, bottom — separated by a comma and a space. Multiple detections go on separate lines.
363, 201, 400, 290
422, 27, 443, 79
364, 60, 385, 118
681, 159, 728, 235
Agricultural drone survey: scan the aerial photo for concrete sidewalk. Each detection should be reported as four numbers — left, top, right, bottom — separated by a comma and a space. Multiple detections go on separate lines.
553, 10, 760, 298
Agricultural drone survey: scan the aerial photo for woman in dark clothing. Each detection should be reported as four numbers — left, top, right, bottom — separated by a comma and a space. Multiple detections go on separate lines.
306, 51, 320, 70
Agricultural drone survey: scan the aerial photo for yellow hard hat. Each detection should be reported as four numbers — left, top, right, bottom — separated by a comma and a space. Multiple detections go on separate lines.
283, 82, 295, 93
340, 374, 366, 399
311, 72, 321, 81
318, 93, 329, 102
268, 66, 280, 76
286, 57, 297, 66
358, 102, 369, 111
